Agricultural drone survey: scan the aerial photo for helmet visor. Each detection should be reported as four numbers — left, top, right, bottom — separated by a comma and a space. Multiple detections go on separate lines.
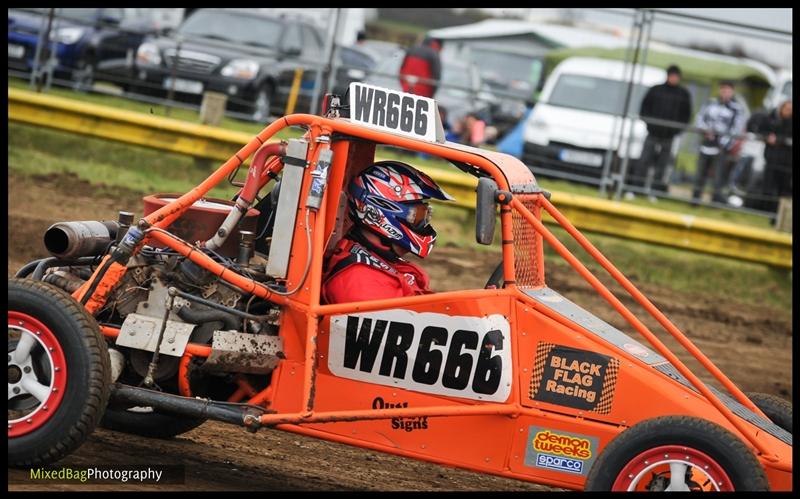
402, 202, 432, 231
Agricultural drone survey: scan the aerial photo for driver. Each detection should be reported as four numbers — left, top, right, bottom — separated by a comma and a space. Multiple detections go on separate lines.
322, 161, 454, 304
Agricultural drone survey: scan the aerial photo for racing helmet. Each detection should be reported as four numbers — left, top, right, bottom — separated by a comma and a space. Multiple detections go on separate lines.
349, 161, 454, 258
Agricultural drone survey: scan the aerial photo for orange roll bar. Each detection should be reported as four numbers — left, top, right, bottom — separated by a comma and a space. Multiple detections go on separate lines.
511, 197, 778, 461
539, 196, 768, 418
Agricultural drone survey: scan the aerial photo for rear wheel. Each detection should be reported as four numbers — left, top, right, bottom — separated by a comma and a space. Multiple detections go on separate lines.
585, 416, 769, 491
746, 392, 792, 433
8, 278, 111, 467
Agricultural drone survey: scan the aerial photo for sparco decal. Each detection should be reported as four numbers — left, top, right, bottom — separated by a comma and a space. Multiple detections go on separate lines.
529, 343, 619, 414
328, 310, 512, 402
372, 397, 428, 432
524, 426, 599, 476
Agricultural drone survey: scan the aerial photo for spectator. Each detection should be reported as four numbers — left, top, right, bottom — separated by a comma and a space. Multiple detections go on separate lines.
399, 37, 442, 99
760, 99, 793, 215
725, 107, 770, 207
453, 113, 487, 147
691, 80, 747, 206
356, 30, 367, 45
628, 64, 692, 201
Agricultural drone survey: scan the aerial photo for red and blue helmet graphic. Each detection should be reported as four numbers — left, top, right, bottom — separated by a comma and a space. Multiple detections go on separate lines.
349, 161, 454, 258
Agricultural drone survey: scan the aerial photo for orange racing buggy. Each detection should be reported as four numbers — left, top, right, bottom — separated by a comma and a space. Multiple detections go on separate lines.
8, 83, 792, 491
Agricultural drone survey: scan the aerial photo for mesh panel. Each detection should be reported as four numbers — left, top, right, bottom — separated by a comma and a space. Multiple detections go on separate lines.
512, 194, 545, 288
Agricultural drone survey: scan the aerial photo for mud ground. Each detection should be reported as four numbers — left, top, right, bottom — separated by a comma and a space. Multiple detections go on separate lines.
7, 172, 792, 491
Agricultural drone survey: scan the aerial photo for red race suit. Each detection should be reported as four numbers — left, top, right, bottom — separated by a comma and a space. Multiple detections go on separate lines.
322, 237, 431, 304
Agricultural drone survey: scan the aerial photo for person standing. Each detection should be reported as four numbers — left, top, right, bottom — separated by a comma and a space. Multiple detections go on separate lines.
630, 65, 692, 201
399, 36, 442, 99
691, 80, 747, 205
760, 99, 793, 216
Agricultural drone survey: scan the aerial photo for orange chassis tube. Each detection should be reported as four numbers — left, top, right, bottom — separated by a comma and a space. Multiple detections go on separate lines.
88, 114, 791, 490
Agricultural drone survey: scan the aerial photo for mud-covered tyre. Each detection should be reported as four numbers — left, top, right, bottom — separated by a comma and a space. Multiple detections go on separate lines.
746, 392, 792, 433
100, 406, 205, 439
585, 416, 769, 491
8, 278, 111, 467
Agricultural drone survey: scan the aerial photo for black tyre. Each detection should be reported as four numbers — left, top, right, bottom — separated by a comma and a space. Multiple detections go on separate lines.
746, 392, 792, 433
100, 406, 205, 439
8, 278, 111, 467
585, 416, 769, 491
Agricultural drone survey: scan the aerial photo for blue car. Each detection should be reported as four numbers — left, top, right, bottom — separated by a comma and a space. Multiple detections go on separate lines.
8, 7, 157, 88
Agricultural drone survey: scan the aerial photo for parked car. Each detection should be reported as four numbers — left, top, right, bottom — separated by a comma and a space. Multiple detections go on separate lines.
468, 46, 540, 138
362, 48, 495, 132
762, 68, 792, 113
8, 7, 159, 89
522, 57, 666, 185
274, 44, 379, 114
357, 39, 403, 60
133, 8, 325, 121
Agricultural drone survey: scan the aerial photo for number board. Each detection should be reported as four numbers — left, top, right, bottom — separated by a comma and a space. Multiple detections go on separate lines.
328, 309, 512, 402
348, 82, 442, 143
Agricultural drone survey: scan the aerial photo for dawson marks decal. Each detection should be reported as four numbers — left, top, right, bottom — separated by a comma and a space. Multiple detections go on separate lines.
372, 397, 428, 432
329, 310, 512, 402
529, 343, 619, 414
524, 426, 599, 476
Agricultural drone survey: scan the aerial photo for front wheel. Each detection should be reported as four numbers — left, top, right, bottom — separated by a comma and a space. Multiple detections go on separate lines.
8, 278, 111, 467
584, 416, 769, 491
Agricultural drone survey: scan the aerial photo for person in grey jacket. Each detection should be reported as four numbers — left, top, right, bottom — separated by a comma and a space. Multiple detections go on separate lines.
691, 80, 747, 205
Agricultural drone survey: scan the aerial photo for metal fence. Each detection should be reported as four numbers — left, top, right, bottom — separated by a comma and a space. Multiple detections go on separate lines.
8, 7, 793, 223
520, 8, 792, 222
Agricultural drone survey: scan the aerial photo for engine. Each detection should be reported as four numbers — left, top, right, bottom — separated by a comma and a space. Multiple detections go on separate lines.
37, 207, 283, 403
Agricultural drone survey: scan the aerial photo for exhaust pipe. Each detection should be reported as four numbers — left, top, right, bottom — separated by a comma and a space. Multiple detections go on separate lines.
110, 383, 264, 428
43, 220, 120, 259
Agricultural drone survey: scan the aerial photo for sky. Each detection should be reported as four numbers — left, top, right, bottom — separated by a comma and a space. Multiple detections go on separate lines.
476, 8, 792, 69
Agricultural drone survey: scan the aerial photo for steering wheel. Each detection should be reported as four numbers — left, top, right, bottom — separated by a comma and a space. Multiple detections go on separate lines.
484, 261, 504, 289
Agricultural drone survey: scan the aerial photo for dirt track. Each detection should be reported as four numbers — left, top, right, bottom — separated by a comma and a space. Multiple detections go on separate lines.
7, 172, 792, 491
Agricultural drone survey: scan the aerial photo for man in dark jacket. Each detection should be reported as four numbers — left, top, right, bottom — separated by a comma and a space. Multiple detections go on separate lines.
629, 65, 692, 199
760, 99, 793, 215
399, 37, 442, 99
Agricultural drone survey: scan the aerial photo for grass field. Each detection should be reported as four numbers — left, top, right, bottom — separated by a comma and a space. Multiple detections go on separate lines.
8, 122, 791, 309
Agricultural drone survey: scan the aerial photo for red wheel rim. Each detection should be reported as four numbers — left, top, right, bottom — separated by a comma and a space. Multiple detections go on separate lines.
8, 311, 68, 438
612, 445, 734, 491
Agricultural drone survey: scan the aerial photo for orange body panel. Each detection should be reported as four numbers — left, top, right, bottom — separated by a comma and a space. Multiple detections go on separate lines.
76, 112, 790, 490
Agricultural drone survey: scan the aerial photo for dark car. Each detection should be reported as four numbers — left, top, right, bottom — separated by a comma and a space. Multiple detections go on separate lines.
8, 8, 159, 89
362, 48, 495, 130
133, 8, 325, 122
467, 46, 541, 137
274, 44, 378, 114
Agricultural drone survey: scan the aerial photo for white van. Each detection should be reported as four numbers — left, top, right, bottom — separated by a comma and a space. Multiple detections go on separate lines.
522, 57, 666, 184
763, 68, 792, 112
